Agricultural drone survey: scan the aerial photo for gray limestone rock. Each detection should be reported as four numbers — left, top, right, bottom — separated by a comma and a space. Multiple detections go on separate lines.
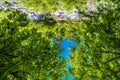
86, 0, 99, 12
2, 6, 9, 11
0, 2, 4, 7
0, 1, 81, 21
2, 0, 105, 21
67, 9, 80, 20
27, 10, 40, 21
0, 2, 9, 11
52, 9, 67, 20
18, 8, 27, 14
37, 12, 44, 20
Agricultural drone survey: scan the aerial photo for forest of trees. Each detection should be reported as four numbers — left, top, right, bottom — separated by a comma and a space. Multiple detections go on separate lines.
0, 0, 120, 80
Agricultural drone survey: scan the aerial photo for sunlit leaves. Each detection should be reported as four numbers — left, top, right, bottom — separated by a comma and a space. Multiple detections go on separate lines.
21, 0, 88, 11
0, 9, 68, 80
68, 1, 120, 79
1, 0, 120, 79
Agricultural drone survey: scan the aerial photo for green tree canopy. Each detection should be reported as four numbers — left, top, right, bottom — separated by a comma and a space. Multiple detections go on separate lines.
0, 0, 120, 80
69, 1, 120, 79
0, 10, 67, 80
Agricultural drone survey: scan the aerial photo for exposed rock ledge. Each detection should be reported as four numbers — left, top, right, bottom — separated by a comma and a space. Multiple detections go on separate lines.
0, 0, 107, 21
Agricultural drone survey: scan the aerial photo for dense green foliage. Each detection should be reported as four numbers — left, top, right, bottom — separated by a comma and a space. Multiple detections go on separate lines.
0, 0, 120, 80
69, 1, 120, 79
0, 10, 67, 80
21, 0, 88, 11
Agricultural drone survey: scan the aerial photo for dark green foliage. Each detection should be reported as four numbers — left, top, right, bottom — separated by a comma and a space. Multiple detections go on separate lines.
69, 1, 120, 79
0, 10, 67, 80
4, 1, 12, 7
0, 10, 29, 80
42, 13, 57, 26
1, 0, 120, 80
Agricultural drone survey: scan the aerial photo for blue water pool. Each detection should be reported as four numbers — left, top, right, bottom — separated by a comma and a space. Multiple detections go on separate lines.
59, 38, 76, 80
59, 38, 76, 58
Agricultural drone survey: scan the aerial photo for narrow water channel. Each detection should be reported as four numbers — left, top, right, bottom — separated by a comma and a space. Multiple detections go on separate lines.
59, 38, 76, 80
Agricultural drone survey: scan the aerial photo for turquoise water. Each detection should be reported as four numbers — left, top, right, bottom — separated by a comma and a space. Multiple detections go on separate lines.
49, 37, 90, 79
59, 38, 76, 80
60, 38, 76, 58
